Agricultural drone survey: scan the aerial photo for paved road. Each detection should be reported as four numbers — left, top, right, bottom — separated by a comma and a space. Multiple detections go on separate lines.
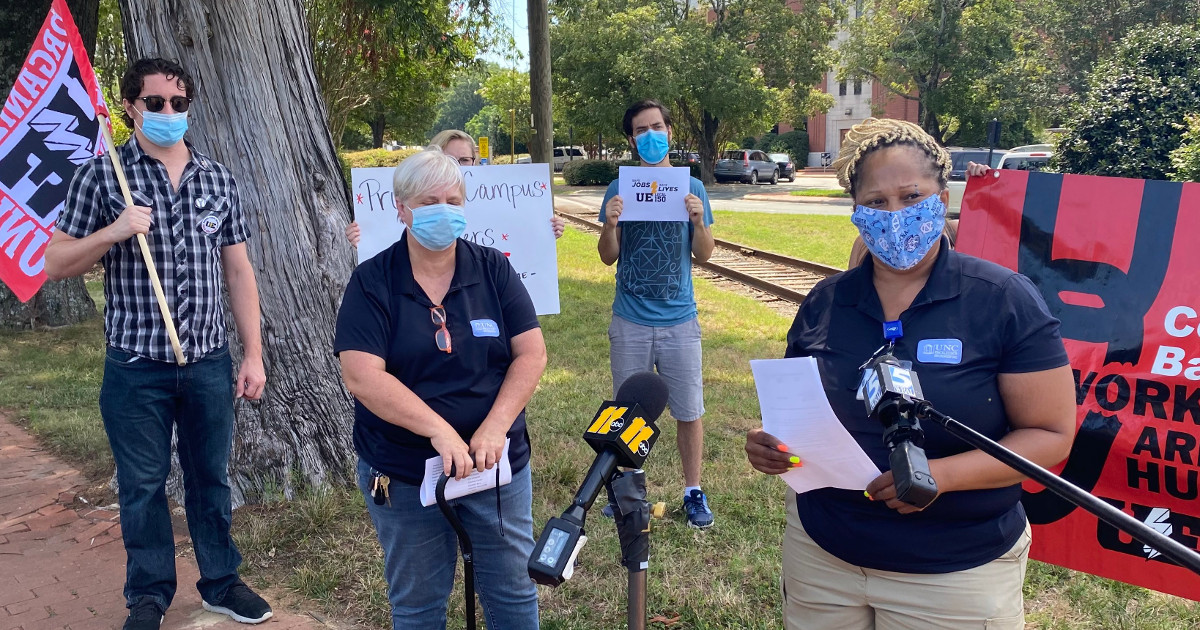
555, 175, 854, 216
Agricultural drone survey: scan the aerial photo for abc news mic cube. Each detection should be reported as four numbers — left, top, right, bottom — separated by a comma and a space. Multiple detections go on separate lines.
528, 401, 661, 586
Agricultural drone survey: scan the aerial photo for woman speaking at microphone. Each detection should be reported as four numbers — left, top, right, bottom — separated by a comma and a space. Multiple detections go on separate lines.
335, 146, 547, 629
744, 118, 1076, 630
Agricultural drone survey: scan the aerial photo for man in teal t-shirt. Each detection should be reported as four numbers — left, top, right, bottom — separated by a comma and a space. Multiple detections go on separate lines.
597, 99, 716, 529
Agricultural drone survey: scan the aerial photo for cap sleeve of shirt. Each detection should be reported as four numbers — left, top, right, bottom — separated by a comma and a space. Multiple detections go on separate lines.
597, 180, 620, 224
689, 177, 714, 227
494, 253, 539, 338
219, 175, 250, 247
998, 272, 1070, 373
57, 160, 104, 238
784, 293, 823, 359
334, 263, 392, 359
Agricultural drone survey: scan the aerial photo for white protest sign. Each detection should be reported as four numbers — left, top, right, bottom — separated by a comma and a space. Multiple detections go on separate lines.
350, 163, 560, 315
616, 166, 690, 222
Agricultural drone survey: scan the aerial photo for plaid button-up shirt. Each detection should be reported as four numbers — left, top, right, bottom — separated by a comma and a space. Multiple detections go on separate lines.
58, 136, 249, 363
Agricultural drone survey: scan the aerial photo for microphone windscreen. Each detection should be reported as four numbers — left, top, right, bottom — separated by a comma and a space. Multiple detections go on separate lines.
615, 372, 669, 422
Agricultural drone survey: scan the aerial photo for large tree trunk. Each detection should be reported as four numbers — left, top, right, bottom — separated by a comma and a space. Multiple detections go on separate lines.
119, 0, 356, 505
0, 0, 100, 329
369, 109, 385, 148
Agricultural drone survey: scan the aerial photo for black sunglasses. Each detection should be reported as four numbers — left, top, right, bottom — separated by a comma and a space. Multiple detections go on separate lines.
138, 95, 192, 113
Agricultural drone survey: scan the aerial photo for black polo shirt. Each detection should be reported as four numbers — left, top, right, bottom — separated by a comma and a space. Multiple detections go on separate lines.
334, 237, 540, 485
785, 240, 1069, 573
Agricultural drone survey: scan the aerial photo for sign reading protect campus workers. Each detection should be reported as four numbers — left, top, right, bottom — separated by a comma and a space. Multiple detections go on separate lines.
957, 170, 1200, 600
351, 163, 560, 315
616, 166, 689, 222
0, 0, 109, 302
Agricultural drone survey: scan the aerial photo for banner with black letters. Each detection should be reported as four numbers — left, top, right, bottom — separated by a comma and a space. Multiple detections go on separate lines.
958, 169, 1200, 600
0, 0, 109, 302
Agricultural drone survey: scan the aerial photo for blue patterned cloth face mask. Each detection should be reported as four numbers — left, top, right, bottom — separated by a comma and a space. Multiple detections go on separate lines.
850, 194, 946, 270
138, 110, 188, 147
635, 129, 670, 164
408, 203, 467, 251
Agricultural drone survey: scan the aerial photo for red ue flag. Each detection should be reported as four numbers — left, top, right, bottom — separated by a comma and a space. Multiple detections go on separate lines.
0, 0, 110, 302
958, 170, 1200, 600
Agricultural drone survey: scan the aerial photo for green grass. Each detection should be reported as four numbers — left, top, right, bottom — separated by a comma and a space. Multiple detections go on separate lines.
712, 211, 860, 268
3, 237, 1200, 628
789, 188, 850, 198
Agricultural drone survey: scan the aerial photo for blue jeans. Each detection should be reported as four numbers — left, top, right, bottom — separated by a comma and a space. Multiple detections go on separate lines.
357, 459, 539, 629
100, 345, 241, 610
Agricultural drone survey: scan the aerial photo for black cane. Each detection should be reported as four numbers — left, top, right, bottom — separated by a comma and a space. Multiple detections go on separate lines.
436, 470, 476, 630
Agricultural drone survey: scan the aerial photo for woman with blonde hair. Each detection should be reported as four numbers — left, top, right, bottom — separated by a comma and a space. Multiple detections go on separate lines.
745, 118, 1076, 630
336, 146, 546, 628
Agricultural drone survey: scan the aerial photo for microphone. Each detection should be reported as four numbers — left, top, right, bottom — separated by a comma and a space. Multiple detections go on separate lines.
859, 353, 939, 508
528, 372, 668, 586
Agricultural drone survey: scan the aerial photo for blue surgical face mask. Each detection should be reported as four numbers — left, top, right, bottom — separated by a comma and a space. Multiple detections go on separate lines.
634, 129, 670, 165
851, 194, 946, 270
408, 203, 467, 251
137, 110, 188, 147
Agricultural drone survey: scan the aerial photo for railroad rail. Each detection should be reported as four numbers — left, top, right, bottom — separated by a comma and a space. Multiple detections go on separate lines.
554, 207, 843, 305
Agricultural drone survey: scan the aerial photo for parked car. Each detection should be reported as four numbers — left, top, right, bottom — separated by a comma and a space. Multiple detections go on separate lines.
997, 145, 1054, 172
669, 150, 700, 164
553, 146, 586, 171
768, 153, 796, 182
714, 149, 779, 184
947, 147, 1007, 180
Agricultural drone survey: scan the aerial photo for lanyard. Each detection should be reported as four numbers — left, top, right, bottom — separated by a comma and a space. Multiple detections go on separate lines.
860, 320, 904, 371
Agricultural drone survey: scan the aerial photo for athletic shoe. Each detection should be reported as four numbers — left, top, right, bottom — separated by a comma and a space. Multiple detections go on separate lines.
122, 599, 163, 630
202, 580, 273, 624
683, 489, 714, 529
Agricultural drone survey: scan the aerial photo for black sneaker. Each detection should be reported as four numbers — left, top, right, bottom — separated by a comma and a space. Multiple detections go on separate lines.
123, 600, 164, 630
202, 580, 273, 624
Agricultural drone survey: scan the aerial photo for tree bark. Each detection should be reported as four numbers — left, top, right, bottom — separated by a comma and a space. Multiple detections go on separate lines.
369, 109, 385, 148
0, 0, 100, 330
119, 0, 356, 505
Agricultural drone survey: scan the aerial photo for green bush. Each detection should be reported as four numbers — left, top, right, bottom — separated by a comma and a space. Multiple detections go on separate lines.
741, 136, 757, 149
757, 132, 778, 152
562, 159, 620, 185
338, 147, 421, 182
1054, 24, 1200, 179
773, 130, 809, 162
487, 154, 531, 165
1171, 115, 1200, 182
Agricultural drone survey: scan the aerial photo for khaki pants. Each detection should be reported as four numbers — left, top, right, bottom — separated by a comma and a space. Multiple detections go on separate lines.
782, 496, 1030, 630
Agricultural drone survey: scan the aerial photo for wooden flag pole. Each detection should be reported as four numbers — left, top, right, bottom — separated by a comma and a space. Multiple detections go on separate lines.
98, 116, 186, 366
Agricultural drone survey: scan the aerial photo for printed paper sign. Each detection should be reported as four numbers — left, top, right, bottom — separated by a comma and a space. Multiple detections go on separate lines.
958, 170, 1200, 601
616, 166, 689, 222
350, 163, 560, 315
0, 0, 109, 302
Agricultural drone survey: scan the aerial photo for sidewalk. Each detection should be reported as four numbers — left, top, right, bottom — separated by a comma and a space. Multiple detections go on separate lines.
0, 415, 335, 630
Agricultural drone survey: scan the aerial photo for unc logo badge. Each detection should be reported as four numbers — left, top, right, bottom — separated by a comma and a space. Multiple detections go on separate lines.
200, 214, 221, 234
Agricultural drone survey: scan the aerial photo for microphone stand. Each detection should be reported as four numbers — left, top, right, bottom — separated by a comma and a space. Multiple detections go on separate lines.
604, 470, 661, 630
906, 399, 1200, 576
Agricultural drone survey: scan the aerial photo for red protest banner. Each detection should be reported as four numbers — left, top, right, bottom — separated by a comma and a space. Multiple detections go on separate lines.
0, 0, 109, 302
958, 169, 1200, 600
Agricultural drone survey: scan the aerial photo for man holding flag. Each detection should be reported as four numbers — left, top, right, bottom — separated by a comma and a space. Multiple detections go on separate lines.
43, 56, 271, 629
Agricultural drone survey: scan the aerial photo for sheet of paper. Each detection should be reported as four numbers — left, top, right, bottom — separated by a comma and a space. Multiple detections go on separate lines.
750, 357, 881, 494
616, 166, 690, 222
420, 438, 513, 507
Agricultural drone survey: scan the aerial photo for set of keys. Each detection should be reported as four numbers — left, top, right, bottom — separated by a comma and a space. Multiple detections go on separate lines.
371, 472, 391, 507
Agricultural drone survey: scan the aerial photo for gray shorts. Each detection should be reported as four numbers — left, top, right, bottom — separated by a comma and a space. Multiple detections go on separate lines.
608, 315, 705, 422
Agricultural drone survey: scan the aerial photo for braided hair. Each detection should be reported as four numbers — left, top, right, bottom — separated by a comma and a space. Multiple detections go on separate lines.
832, 118, 952, 196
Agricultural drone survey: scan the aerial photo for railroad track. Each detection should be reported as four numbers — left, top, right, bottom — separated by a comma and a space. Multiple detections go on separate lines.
554, 206, 843, 305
